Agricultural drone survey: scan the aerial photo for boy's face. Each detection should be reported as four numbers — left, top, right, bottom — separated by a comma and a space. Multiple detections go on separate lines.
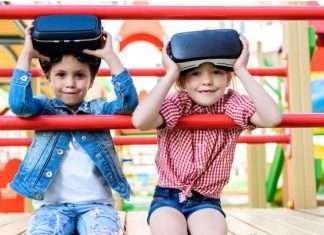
48, 55, 94, 111
183, 63, 230, 106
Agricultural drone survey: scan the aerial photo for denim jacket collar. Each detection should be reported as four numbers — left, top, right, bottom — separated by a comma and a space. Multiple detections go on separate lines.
52, 98, 92, 114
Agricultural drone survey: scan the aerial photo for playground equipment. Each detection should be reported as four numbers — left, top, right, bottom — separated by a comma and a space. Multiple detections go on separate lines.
0, 159, 23, 212
264, 20, 324, 205
2, 3, 324, 234
0, 114, 324, 130
0, 3, 323, 217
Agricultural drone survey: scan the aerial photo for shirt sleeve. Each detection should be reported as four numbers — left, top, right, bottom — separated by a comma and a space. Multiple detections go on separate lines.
9, 69, 43, 117
159, 92, 188, 129
102, 69, 138, 114
224, 91, 256, 130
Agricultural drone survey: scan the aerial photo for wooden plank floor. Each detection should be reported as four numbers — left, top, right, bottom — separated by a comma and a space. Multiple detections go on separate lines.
1, 207, 324, 235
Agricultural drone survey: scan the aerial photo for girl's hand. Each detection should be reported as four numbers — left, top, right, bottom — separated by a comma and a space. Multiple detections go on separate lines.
22, 24, 49, 61
233, 35, 249, 73
162, 46, 180, 79
83, 31, 114, 60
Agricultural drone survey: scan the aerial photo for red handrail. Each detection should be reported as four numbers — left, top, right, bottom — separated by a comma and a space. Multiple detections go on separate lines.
0, 135, 290, 146
1, 5, 324, 20
0, 68, 287, 77
0, 113, 323, 130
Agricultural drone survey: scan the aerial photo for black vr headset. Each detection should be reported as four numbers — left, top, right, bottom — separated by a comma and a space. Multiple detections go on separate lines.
32, 14, 103, 73
167, 29, 242, 72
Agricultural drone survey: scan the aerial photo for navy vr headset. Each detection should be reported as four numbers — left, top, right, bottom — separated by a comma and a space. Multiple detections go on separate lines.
32, 14, 102, 73
167, 29, 242, 72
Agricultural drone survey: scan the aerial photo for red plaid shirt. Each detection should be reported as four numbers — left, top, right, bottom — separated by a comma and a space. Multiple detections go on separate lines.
157, 89, 256, 201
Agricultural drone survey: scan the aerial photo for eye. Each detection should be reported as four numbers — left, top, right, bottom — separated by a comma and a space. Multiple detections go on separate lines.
213, 69, 225, 75
213, 70, 223, 75
190, 70, 201, 76
75, 72, 86, 79
55, 72, 65, 78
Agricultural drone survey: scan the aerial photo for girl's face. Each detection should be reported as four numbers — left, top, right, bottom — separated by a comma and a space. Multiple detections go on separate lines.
48, 55, 94, 111
183, 63, 230, 106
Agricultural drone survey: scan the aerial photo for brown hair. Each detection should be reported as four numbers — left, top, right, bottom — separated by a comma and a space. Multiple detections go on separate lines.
39, 53, 101, 80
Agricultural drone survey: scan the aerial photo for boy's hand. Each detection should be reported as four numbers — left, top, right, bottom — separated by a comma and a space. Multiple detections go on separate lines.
84, 31, 125, 75
16, 24, 49, 71
233, 35, 249, 73
22, 24, 49, 61
83, 31, 115, 60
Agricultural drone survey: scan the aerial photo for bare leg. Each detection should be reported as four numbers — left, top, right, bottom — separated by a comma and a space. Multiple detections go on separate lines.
150, 207, 188, 235
187, 208, 227, 235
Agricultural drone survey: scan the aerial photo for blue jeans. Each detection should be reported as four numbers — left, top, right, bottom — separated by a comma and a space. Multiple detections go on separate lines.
26, 202, 120, 235
147, 186, 226, 224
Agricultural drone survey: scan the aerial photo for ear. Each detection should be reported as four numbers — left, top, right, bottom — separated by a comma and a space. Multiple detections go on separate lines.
47, 73, 53, 85
89, 78, 95, 89
176, 74, 186, 89
226, 73, 232, 86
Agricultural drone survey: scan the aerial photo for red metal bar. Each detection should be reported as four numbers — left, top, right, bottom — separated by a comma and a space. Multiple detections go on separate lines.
0, 135, 290, 146
0, 113, 324, 130
238, 135, 290, 144
178, 114, 324, 128
115, 135, 291, 144
1, 5, 324, 20
248, 68, 287, 76
0, 138, 31, 146
0, 68, 287, 77
0, 68, 164, 77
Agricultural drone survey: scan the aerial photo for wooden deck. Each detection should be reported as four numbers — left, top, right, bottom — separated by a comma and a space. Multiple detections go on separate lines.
1, 207, 324, 235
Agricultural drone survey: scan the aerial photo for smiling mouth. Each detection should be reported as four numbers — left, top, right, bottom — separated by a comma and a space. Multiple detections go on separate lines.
62, 92, 78, 95
198, 90, 216, 93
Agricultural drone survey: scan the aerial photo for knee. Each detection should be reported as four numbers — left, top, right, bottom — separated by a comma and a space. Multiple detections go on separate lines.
89, 226, 120, 235
79, 208, 120, 235
27, 211, 72, 235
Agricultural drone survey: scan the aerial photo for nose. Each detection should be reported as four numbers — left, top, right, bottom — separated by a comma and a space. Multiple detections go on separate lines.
65, 76, 76, 88
201, 73, 213, 85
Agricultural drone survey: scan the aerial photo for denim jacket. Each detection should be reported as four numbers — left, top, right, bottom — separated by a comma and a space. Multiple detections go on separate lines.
8, 69, 138, 200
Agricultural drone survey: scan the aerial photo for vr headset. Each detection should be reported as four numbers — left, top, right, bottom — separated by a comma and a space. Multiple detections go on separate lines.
32, 14, 102, 72
167, 29, 242, 72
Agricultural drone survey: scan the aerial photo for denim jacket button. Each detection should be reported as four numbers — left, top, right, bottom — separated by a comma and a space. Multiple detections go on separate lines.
45, 170, 53, 178
35, 194, 43, 200
95, 153, 102, 159
20, 75, 28, 81
56, 149, 64, 155
81, 136, 87, 141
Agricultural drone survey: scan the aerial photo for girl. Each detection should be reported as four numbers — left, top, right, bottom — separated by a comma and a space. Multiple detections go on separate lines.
132, 35, 282, 235
9, 25, 138, 235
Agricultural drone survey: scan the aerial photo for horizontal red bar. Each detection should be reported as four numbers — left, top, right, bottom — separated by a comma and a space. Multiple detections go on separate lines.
0, 68, 287, 77
0, 114, 323, 130
0, 135, 290, 146
1, 5, 324, 20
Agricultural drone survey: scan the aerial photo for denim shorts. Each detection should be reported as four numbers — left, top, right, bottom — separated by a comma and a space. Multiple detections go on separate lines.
147, 186, 225, 224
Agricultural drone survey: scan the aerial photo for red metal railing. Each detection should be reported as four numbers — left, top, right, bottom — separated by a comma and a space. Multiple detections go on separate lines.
0, 113, 323, 130
0, 135, 290, 146
0, 5, 317, 146
0, 68, 287, 77
1, 5, 324, 20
